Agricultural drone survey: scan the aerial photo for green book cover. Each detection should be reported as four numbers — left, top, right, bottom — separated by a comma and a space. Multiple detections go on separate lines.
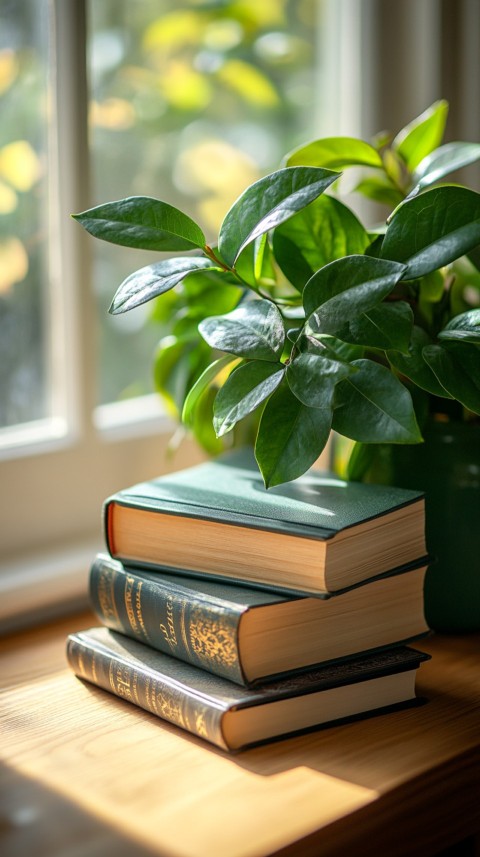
106, 447, 424, 538
103, 448, 427, 596
90, 553, 429, 686
67, 626, 430, 752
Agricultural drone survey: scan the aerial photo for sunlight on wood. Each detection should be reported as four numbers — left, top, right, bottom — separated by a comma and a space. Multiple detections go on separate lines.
1, 669, 375, 857
1, 615, 480, 857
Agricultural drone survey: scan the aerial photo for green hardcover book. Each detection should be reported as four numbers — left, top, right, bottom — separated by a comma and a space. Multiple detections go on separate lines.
90, 553, 429, 686
104, 448, 427, 596
66, 626, 430, 752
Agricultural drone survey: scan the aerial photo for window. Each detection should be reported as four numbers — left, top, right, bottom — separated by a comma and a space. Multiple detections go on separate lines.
1, 0, 347, 628
3, 0, 476, 629
87, 0, 324, 406
0, 2, 50, 431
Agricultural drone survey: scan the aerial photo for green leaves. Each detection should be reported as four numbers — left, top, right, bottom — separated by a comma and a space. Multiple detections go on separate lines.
388, 326, 454, 398
381, 186, 480, 278
286, 352, 356, 409
255, 381, 332, 488
354, 173, 404, 208
285, 137, 383, 170
332, 359, 422, 443
392, 100, 449, 171
182, 355, 237, 428
217, 166, 340, 267
199, 299, 285, 361
73, 197, 206, 251
153, 335, 210, 418
213, 361, 284, 437
302, 256, 408, 349
438, 309, 480, 344
72, 99, 480, 488
109, 258, 220, 314
303, 256, 406, 318
273, 196, 370, 291
354, 176, 404, 208
409, 141, 480, 198
423, 343, 480, 414
345, 301, 414, 353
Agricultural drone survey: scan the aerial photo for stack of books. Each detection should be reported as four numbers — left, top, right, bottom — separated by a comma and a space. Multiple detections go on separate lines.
67, 449, 431, 752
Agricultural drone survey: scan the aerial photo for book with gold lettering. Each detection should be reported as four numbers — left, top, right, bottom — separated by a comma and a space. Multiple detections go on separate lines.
66, 626, 430, 752
90, 553, 429, 686
103, 448, 427, 597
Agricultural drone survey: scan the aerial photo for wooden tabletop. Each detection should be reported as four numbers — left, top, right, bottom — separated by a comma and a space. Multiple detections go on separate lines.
1, 611, 479, 857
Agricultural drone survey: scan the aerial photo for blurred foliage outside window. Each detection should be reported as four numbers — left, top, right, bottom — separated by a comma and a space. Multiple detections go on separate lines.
0, 0, 321, 430
0, 0, 48, 429
89, 0, 321, 406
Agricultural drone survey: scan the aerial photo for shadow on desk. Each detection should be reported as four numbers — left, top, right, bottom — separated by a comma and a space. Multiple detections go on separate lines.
0, 763, 159, 857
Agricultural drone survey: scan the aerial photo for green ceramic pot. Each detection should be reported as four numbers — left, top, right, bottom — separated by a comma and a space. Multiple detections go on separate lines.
352, 419, 480, 632
334, 417, 480, 631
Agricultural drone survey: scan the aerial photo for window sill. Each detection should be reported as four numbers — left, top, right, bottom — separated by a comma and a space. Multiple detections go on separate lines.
0, 538, 100, 635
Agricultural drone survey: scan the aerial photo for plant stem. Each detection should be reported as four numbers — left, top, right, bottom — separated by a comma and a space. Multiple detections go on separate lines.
203, 245, 231, 272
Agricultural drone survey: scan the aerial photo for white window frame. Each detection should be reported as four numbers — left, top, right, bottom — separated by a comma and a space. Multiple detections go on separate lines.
0, 0, 205, 630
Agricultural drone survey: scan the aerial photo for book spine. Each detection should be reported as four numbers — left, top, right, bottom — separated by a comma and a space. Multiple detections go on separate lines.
66, 633, 229, 750
89, 556, 246, 685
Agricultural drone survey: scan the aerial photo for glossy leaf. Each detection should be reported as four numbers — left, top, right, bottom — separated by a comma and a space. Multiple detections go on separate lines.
285, 137, 382, 169
409, 141, 480, 198
303, 257, 407, 347
217, 166, 339, 267
303, 255, 406, 318
182, 355, 236, 428
213, 361, 285, 437
423, 343, 480, 414
199, 299, 285, 361
438, 309, 480, 344
345, 300, 414, 353
392, 100, 448, 171
381, 186, 480, 279
73, 197, 205, 251
273, 196, 370, 291
286, 351, 356, 409
109, 257, 220, 314
332, 359, 422, 443
255, 380, 332, 487
388, 326, 453, 398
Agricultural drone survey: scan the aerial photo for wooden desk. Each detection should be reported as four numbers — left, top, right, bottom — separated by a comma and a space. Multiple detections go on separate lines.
1, 612, 479, 857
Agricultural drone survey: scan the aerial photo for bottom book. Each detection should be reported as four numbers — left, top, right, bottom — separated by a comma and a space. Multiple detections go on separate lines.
67, 627, 430, 752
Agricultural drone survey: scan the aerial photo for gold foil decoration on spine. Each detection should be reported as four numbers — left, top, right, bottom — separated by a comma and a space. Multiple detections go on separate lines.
188, 606, 237, 668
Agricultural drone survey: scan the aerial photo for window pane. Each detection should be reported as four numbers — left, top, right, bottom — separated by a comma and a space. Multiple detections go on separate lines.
88, 0, 321, 406
0, 0, 50, 429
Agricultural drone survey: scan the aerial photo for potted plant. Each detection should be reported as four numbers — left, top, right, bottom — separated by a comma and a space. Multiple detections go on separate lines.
74, 100, 480, 630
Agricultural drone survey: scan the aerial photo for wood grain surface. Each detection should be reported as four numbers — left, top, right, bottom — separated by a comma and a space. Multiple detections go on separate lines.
1, 612, 479, 857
